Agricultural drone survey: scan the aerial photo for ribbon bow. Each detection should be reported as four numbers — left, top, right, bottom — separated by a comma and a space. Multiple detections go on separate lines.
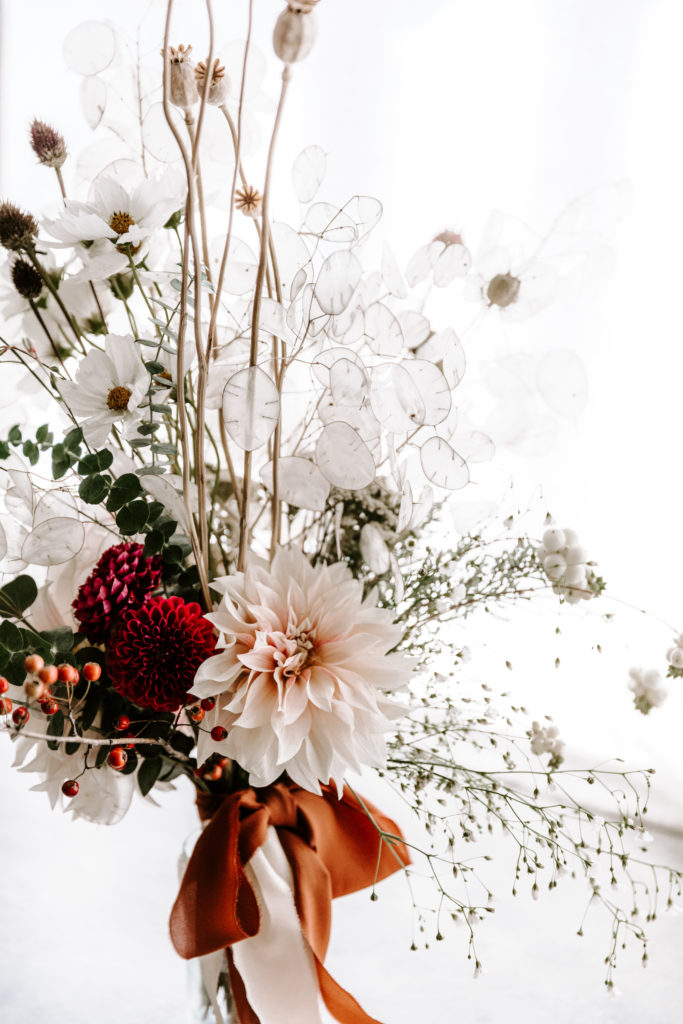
170, 782, 410, 1024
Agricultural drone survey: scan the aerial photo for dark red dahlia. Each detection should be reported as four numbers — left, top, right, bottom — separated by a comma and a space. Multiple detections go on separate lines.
106, 597, 216, 712
73, 543, 162, 644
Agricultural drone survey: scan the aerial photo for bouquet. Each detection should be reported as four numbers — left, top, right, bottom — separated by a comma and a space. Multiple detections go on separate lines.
0, 3, 680, 1021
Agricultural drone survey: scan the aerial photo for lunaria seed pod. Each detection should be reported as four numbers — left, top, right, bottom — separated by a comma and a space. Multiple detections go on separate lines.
273, 8, 317, 64
162, 44, 199, 111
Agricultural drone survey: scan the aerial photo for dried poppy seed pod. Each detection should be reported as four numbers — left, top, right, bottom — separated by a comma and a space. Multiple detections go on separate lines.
273, 7, 317, 63
29, 119, 67, 169
162, 44, 199, 111
0, 202, 39, 252
195, 58, 229, 106
235, 185, 263, 218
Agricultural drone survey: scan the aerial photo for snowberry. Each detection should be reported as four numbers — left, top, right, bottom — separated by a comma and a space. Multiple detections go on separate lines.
24, 654, 44, 674
82, 662, 101, 682
107, 747, 127, 770
61, 780, 79, 798
543, 552, 567, 581
669, 647, 683, 669
564, 564, 586, 588
542, 527, 566, 553
564, 545, 587, 567
210, 725, 228, 742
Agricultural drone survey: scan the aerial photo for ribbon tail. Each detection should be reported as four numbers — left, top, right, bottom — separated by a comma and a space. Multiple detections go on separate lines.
314, 958, 385, 1024
226, 949, 261, 1024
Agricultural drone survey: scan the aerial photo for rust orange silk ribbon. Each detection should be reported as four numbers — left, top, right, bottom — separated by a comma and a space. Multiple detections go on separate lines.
170, 782, 410, 1024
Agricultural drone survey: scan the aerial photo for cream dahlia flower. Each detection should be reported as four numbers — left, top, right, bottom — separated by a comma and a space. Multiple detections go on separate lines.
191, 547, 414, 794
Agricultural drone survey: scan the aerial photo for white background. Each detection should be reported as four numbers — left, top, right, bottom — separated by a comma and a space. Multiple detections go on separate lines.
1, 1, 682, 1021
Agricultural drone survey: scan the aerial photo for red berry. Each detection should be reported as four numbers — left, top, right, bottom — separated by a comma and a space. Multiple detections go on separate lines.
200, 697, 216, 711
41, 699, 59, 716
38, 665, 59, 686
188, 706, 205, 723
0, 677, 9, 694
210, 726, 227, 742
82, 662, 101, 682
107, 747, 127, 770
24, 654, 44, 674
113, 715, 131, 732
57, 664, 79, 684
12, 706, 29, 727
61, 779, 79, 798
123, 731, 136, 750
0, 697, 13, 715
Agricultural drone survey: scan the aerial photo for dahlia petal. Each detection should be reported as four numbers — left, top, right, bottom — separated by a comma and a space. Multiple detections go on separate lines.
238, 647, 277, 673
274, 707, 311, 762
233, 673, 277, 728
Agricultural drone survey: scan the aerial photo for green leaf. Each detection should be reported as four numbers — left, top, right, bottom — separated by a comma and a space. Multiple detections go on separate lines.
116, 500, 149, 535
63, 427, 83, 453
81, 689, 102, 732
144, 360, 166, 374
8, 425, 22, 445
78, 449, 114, 474
137, 756, 163, 796
170, 731, 194, 756
51, 443, 72, 480
129, 437, 153, 448
137, 422, 161, 436
79, 474, 110, 504
150, 403, 174, 415
35, 424, 50, 444
41, 627, 74, 655
146, 501, 165, 524
22, 440, 39, 465
95, 745, 109, 768
107, 473, 143, 512
143, 529, 164, 556
0, 621, 24, 652
0, 575, 38, 617
47, 709, 65, 751
121, 749, 138, 775
151, 443, 177, 456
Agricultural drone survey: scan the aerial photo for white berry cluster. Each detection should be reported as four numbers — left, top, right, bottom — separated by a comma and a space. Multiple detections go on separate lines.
537, 525, 599, 604
628, 667, 667, 715
665, 634, 683, 676
528, 719, 565, 768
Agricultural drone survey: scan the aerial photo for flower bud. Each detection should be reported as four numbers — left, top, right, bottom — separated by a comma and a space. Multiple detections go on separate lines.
0, 202, 38, 252
162, 44, 199, 111
29, 119, 67, 169
11, 258, 43, 300
273, 8, 317, 63
195, 58, 229, 106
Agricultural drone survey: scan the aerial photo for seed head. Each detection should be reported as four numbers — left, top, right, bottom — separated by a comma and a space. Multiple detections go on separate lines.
235, 185, 263, 218
195, 58, 229, 106
486, 272, 521, 309
0, 202, 39, 252
11, 258, 43, 300
29, 119, 67, 169
162, 44, 199, 111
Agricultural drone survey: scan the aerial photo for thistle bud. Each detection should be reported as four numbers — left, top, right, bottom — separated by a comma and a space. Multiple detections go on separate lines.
29, 119, 67, 169
162, 44, 199, 111
0, 202, 39, 252
11, 258, 43, 300
195, 58, 229, 106
273, 7, 317, 63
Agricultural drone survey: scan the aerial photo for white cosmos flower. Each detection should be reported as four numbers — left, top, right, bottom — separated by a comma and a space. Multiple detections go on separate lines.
43, 173, 184, 278
59, 334, 148, 448
191, 546, 414, 794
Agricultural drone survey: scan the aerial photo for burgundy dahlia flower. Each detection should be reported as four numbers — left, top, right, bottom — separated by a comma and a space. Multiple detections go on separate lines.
106, 596, 216, 712
73, 542, 162, 644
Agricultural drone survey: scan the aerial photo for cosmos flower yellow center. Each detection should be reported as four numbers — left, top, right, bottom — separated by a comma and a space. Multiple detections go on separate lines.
106, 385, 132, 411
109, 211, 142, 255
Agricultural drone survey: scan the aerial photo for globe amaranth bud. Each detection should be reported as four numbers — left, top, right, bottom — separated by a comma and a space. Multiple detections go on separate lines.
273, 3, 318, 63
29, 119, 67, 169
162, 44, 199, 111
11, 258, 43, 300
0, 202, 39, 252
195, 58, 229, 106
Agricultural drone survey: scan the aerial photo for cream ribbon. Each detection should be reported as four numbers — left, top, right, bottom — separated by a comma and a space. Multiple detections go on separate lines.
232, 825, 325, 1024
